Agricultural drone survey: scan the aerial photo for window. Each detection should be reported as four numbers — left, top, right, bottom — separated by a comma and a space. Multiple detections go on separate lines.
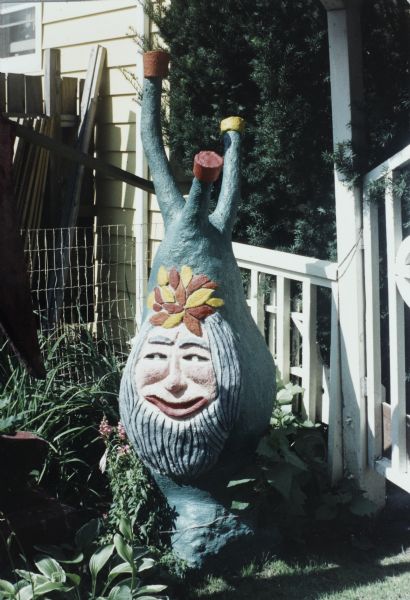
0, 2, 41, 73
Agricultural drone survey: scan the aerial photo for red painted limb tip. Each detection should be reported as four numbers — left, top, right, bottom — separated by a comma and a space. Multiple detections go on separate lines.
143, 50, 170, 78
193, 151, 223, 183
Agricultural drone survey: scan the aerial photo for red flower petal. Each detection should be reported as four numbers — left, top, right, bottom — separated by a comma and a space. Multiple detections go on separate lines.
150, 311, 168, 326
163, 302, 184, 314
187, 305, 214, 320
175, 281, 187, 306
153, 303, 162, 312
202, 280, 218, 290
183, 313, 202, 337
169, 267, 180, 289
186, 274, 210, 295
154, 287, 163, 304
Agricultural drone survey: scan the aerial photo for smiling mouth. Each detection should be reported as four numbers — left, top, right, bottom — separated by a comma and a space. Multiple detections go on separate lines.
145, 395, 208, 418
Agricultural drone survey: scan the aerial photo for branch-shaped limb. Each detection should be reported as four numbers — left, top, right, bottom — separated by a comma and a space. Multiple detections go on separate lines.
183, 151, 223, 228
209, 120, 244, 235
141, 77, 185, 225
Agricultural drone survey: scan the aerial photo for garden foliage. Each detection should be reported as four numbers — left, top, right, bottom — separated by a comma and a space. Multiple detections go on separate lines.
146, 0, 409, 258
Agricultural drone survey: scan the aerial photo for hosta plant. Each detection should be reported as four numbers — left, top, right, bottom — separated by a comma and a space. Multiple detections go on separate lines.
0, 517, 167, 600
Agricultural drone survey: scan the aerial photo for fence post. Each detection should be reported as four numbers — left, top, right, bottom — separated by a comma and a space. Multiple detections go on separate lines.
321, 0, 385, 506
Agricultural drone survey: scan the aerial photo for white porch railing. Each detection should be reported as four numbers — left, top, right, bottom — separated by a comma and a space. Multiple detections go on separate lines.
363, 143, 410, 493
232, 242, 342, 481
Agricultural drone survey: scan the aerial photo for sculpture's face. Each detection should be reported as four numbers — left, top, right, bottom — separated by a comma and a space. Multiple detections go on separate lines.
135, 324, 217, 419
120, 313, 241, 480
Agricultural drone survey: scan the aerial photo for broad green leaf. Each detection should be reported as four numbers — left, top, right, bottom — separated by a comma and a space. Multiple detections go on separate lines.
75, 518, 100, 550
89, 544, 114, 582
13, 584, 34, 600
231, 501, 250, 510
137, 596, 166, 600
137, 558, 155, 573
119, 517, 133, 542
0, 579, 15, 594
276, 388, 293, 403
108, 585, 132, 600
30, 581, 66, 595
137, 585, 167, 594
114, 534, 133, 564
35, 557, 66, 582
65, 572, 81, 586
227, 478, 256, 488
108, 562, 132, 582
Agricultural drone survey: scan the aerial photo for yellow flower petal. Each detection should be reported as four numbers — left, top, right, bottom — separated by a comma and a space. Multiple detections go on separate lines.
162, 311, 185, 328
157, 265, 169, 286
161, 286, 175, 303
147, 291, 155, 309
185, 288, 214, 308
206, 297, 224, 308
180, 265, 193, 288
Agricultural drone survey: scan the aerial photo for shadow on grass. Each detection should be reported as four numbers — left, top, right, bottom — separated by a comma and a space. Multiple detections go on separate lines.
183, 510, 410, 600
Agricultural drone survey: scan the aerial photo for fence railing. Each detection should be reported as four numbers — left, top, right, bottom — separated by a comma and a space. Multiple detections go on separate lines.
232, 242, 342, 480
363, 143, 410, 492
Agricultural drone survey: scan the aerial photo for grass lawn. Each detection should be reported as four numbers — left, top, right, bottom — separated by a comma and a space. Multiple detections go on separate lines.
181, 487, 410, 600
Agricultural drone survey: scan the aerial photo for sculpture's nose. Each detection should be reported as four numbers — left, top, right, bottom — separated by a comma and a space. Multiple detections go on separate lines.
164, 358, 187, 397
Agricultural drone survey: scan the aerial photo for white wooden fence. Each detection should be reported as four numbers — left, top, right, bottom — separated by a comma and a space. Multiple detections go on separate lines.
232, 242, 343, 482
363, 143, 410, 493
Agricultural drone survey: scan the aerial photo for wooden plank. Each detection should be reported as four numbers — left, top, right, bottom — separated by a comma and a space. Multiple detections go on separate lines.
25, 75, 43, 115
362, 190, 383, 465
61, 77, 78, 115
98, 151, 136, 173
276, 276, 291, 384
301, 282, 318, 421
385, 171, 407, 473
0, 73, 5, 112
10, 119, 154, 193
375, 457, 410, 493
6, 73, 25, 114
363, 144, 410, 186
44, 49, 61, 117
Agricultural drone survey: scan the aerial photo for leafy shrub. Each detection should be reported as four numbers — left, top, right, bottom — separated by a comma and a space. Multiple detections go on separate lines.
0, 517, 167, 599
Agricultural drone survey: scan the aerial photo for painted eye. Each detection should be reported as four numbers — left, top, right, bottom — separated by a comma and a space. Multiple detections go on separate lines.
145, 352, 167, 360
183, 354, 208, 362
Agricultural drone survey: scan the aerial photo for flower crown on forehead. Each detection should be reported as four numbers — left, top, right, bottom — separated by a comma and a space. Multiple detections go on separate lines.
147, 265, 224, 337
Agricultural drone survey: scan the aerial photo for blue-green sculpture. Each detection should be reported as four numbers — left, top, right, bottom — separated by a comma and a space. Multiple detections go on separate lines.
119, 51, 276, 568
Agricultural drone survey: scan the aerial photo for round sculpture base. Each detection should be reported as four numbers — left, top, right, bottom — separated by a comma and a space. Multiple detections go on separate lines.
153, 471, 280, 571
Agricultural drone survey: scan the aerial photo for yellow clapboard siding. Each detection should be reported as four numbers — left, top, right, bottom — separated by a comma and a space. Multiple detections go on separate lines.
49, 66, 137, 96
43, 7, 137, 49
149, 217, 164, 240
43, 1, 135, 23
95, 178, 139, 210
98, 151, 136, 173
98, 95, 137, 125
148, 194, 159, 212
97, 207, 143, 232
59, 38, 138, 72
96, 123, 136, 152
149, 240, 161, 266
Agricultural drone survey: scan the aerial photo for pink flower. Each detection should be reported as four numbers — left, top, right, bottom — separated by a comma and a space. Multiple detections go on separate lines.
99, 415, 113, 439
117, 421, 127, 441
117, 444, 131, 456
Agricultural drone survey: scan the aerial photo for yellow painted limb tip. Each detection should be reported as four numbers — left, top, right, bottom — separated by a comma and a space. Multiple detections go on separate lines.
220, 116, 245, 134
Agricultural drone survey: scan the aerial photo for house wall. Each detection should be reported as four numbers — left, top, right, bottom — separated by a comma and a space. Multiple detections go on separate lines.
42, 0, 144, 333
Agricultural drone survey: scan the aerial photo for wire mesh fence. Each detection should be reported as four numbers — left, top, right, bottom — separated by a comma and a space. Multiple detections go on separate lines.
22, 224, 136, 382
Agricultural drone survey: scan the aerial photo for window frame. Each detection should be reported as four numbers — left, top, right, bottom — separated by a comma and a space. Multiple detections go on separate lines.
0, 2, 42, 74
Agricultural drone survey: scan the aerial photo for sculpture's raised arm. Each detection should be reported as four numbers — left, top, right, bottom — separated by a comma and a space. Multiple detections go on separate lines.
209, 117, 244, 235
141, 51, 184, 225
183, 151, 223, 228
